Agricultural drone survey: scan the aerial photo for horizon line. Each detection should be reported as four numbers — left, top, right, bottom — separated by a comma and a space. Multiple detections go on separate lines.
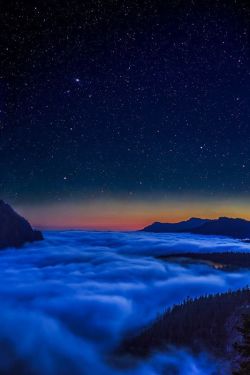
33, 215, 250, 232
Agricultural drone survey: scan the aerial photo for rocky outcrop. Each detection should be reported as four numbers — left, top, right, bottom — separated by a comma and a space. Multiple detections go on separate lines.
0, 200, 43, 249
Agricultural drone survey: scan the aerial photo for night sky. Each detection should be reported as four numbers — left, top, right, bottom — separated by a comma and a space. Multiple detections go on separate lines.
1, 0, 250, 228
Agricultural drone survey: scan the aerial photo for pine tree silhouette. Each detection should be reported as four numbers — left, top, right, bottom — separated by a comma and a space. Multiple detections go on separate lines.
234, 313, 250, 375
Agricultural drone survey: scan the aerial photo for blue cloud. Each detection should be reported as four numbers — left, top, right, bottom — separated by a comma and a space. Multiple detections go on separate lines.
0, 231, 248, 374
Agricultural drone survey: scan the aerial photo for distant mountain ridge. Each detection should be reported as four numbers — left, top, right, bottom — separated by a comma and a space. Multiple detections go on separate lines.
142, 217, 210, 233
142, 216, 250, 238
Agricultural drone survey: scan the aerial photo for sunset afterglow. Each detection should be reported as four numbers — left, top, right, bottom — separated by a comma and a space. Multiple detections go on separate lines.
17, 196, 250, 230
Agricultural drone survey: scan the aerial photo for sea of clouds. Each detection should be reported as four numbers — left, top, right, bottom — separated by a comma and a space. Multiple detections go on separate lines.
0, 231, 249, 375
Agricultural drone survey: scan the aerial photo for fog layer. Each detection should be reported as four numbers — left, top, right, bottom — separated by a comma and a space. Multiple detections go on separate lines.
0, 231, 249, 374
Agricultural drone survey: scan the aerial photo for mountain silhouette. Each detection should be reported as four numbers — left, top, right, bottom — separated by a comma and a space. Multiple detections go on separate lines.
142, 217, 250, 238
192, 217, 250, 238
142, 217, 210, 233
0, 200, 43, 249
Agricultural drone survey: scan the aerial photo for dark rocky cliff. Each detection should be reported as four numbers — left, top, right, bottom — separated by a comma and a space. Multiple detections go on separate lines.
0, 200, 43, 249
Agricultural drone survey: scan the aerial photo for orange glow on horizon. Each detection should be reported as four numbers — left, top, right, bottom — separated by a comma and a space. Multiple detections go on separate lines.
15, 196, 250, 231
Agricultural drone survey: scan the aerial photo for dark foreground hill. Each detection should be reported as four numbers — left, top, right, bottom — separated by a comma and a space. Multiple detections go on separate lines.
142, 217, 250, 238
0, 200, 43, 249
122, 288, 250, 363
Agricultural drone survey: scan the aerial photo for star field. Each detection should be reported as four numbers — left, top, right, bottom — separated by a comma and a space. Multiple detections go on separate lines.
1, 0, 250, 204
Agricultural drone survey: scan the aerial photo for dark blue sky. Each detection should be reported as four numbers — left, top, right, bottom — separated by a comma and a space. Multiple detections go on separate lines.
1, 0, 250, 204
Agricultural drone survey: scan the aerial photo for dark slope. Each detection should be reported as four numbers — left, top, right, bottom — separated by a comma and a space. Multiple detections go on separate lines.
122, 288, 250, 358
0, 200, 43, 249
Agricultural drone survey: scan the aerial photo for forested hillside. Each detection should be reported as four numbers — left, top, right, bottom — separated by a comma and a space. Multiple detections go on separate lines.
123, 288, 250, 359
